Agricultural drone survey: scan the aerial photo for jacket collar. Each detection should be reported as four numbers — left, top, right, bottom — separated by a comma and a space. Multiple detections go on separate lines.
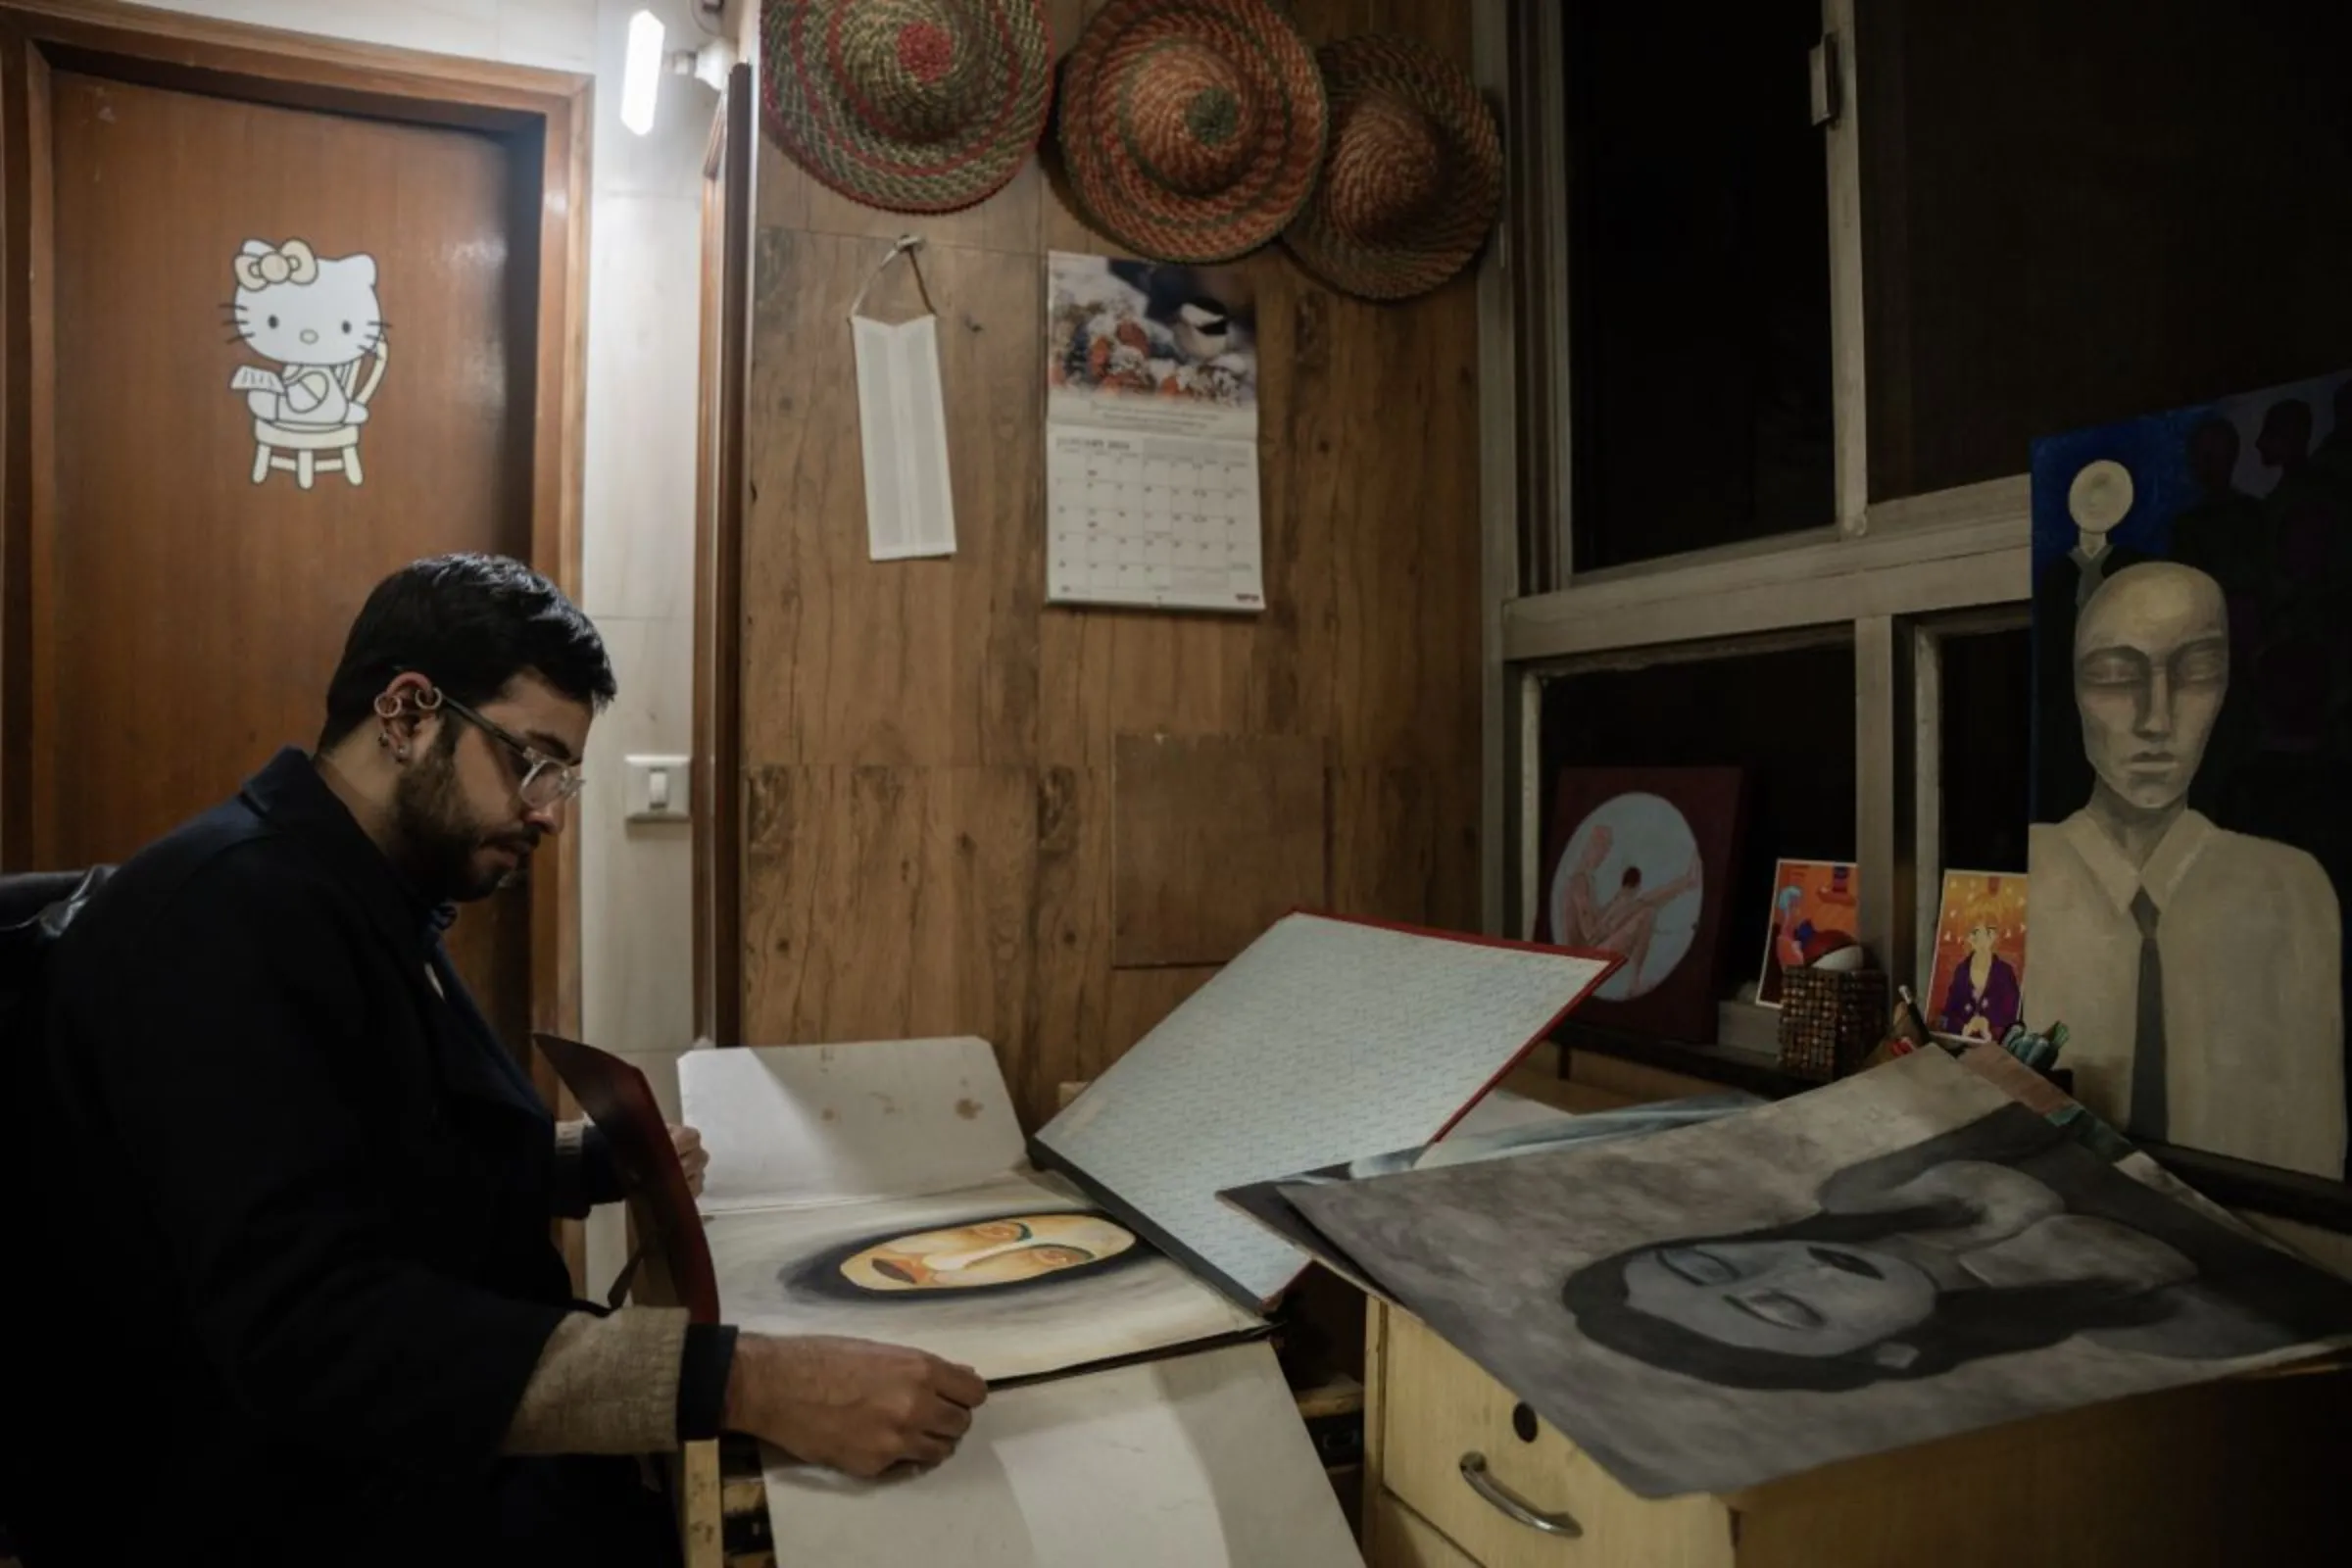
236, 746, 457, 955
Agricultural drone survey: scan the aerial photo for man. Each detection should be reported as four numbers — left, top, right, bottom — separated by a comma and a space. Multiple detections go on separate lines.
2025, 561, 2344, 1178
3, 556, 985, 1565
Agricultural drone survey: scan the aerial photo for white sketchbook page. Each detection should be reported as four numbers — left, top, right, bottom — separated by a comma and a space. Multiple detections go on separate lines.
1037, 913, 1616, 1306
760, 1340, 1362, 1568
708, 1167, 1261, 1385
680, 1038, 1024, 1213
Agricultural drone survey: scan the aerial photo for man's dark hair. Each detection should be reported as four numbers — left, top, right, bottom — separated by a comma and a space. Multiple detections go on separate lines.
318, 554, 616, 750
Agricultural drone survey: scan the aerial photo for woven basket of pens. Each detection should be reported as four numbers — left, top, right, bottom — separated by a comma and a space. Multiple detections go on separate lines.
1777, 967, 1888, 1082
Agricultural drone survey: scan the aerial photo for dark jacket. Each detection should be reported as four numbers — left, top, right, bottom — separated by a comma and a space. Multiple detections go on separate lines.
4, 749, 612, 1563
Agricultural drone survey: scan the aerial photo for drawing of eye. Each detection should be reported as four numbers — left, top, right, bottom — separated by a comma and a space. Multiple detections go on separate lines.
267, 316, 279, 328
342, 321, 353, 333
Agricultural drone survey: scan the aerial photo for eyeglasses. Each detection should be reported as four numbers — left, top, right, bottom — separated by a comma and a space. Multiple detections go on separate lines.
435, 692, 585, 811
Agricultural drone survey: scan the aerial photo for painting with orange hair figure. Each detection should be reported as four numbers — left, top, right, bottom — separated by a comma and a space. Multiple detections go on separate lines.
1928, 871, 2032, 1044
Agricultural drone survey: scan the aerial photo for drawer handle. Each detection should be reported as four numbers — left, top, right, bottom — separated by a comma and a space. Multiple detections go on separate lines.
1459, 1451, 1584, 1539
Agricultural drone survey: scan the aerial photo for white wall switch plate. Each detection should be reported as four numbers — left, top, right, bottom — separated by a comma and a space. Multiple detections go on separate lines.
623, 754, 692, 824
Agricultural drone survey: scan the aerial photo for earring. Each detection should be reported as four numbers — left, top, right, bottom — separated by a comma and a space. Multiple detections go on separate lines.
395, 744, 411, 762
372, 692, 402, 720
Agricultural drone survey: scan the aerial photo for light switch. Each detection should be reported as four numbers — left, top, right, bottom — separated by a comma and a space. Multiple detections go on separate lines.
624, 754, 692, 824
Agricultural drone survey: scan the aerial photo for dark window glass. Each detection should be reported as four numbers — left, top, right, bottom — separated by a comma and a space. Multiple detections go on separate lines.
1860, 0, 2352, 501
1936, 627, 2033, 875
1537, 640, 1857, 1015
1563, 0, 1835, 569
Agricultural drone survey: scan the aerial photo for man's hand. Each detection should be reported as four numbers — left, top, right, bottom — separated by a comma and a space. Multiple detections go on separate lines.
722, 1333, 987, 1479
668, 1124, 708, 1196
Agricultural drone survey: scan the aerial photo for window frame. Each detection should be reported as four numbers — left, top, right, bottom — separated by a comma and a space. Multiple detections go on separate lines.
1474, 0, 2352, 1231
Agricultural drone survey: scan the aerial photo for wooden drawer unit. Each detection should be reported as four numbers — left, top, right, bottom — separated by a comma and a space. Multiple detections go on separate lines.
1372, 1309, 1729, 1568
1363, 1300, 2352, 1568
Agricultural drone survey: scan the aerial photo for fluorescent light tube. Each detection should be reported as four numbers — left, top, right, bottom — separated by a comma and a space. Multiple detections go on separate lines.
621, 10, 664, 136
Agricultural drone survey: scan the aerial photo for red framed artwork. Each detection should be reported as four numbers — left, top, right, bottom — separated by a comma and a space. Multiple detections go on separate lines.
1534, 766, 1748, 1044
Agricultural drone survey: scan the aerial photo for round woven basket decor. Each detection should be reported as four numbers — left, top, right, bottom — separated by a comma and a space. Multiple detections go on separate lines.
1055, 0, 1329, 265
1280, 33, 1502, 300
760, 0, 1054, 214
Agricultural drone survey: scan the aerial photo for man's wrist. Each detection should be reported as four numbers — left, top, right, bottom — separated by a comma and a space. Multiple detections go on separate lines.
678, 1323, 740, 1442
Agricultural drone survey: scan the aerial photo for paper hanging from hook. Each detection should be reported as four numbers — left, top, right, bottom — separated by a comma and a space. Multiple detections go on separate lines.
850, 235, 956, 562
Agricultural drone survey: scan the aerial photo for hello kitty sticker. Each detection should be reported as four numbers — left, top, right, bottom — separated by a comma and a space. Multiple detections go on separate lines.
225, 238, 388, 490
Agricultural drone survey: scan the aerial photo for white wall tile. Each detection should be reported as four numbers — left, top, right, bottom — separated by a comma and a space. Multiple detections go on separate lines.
583, 1202, 629, 1303
499, 0, 602, 72
580, 192, 702, 623
593, 0, 723, 201
578, 1038, 702, 1299
580, 614, 698, 1055
139, 0, 505, 64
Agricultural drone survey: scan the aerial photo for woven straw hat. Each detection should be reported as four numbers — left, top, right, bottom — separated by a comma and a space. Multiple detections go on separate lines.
760, 0, 1054, 214
1056, 0, 1329, 265
1281, 34, 1502, 300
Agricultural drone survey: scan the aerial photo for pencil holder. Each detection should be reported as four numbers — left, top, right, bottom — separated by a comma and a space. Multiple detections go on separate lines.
1777, 967, 1888, 1082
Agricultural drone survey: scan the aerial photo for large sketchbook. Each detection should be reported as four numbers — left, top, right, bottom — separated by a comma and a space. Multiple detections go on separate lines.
1034, 911, 1620, 1308
677, 1037, 1262, 1389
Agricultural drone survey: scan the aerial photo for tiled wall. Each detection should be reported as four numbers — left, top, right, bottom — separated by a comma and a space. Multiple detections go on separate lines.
139, 0, 721, 1292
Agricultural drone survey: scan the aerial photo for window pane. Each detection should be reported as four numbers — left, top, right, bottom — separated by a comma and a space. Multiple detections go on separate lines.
1860, 0, 2352, 501
1936, 627, 2032, 874
1563, 0, 1835, 569
1537, 640, 1857, 1024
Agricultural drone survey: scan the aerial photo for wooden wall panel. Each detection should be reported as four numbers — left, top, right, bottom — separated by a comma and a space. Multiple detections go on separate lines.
1111, 732, 1331, 967
736, 0, 1486, 1127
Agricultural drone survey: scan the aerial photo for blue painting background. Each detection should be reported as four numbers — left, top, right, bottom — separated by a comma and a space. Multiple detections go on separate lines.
2029, 369, 2352, 578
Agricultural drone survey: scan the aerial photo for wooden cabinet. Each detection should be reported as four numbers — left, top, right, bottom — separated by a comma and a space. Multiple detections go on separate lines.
1362, 1300, 2350, 1568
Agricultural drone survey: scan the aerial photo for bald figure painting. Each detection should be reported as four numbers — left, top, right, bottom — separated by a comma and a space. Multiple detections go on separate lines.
2027, 562, 2345, 1178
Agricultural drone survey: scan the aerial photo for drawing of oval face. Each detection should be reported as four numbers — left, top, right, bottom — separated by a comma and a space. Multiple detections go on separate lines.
837, 1212, 1138, 1293
1621, 1240, 1938, 1357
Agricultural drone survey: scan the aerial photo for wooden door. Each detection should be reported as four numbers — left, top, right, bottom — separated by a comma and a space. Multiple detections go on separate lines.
0, 2, 590, 1053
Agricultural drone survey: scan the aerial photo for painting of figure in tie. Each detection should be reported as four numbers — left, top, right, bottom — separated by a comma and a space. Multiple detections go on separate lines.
2027, 368, 2351, 1180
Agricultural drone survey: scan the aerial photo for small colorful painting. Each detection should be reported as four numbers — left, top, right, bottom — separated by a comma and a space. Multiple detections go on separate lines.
1537, 767, 1746, 1043
1927, 871, 2030, 1045
225, 237, 388, 490
1755, 859, 1860, 1007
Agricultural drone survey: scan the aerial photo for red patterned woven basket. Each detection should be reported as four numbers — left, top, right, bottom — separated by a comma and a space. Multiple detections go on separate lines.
1055, 0, 1329, 264
760, 0, 1054, 215
1281, 33, 1503, 300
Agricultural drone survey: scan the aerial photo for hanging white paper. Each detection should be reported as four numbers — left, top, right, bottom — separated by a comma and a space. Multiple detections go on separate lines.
851, 246, 956, 561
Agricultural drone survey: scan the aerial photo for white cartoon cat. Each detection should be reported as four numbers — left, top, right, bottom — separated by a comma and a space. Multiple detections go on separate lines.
226, 238, 389, 488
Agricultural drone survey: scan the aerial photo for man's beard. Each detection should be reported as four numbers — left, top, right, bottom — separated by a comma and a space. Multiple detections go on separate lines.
391, 735, 541, 904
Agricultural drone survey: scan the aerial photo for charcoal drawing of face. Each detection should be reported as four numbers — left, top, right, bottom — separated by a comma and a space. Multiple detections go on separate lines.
1619, 1239, 1939, 1358
1560, 1202, 2173, 1394
786, 1210, 1147, 1303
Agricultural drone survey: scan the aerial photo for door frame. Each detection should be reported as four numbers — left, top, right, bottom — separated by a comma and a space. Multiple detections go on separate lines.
691, 63, 750, 1050
0, 0, 594, 1058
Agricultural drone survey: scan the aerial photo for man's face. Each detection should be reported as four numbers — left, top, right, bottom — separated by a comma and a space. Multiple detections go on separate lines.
2074, 564, 2229, 815
393, 671, 591, 903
